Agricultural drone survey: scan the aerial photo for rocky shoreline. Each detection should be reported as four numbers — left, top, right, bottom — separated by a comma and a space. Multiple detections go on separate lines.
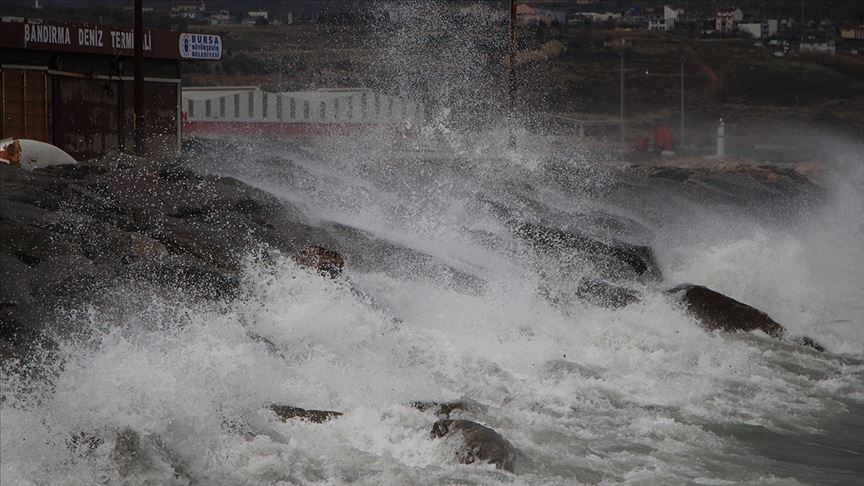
0, 154, 828, 474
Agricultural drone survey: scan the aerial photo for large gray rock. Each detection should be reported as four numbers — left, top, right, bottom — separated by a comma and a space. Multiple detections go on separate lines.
431, 419, 519, 473
0, 160, 321, 362
512, 221, 661, 282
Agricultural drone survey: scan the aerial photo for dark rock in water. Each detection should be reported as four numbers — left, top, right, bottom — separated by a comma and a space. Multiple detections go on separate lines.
575, 278, 641, 308
791, 335, 826, 352
668, 285, 826, 352
292, 245, 345, 278
66, 431, 104, 457
111, 428, 190, 483
269, 405, 343, 424
431, 419, 519, 472
410, 401, 467, 418
648, 167, 690, 182
246, 332, 283, 356
543, 359, 603, 380
512, 222, 661, 282
408, 399, 488, 419
667, 284, 785, 338
322, 222, 485, 294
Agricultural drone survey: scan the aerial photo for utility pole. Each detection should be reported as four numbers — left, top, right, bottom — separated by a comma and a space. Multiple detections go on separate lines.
508, 0, 517, 145
680, 57, 684, 149
133, 0, 144, 155
619, 52, 625, 146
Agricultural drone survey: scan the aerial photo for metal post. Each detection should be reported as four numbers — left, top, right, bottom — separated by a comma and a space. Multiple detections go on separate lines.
680, 57, 684, 149
117, 64, 125, 151
619, 52, 624, 146
508, 0, 517, 145
716, 118, 725, 159
801, 0, 804, 27
22, 70, 27, 139
133, 0, 144, 155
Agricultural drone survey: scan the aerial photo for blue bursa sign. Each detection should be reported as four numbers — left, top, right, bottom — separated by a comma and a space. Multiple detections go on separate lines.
178, 33, 222, 60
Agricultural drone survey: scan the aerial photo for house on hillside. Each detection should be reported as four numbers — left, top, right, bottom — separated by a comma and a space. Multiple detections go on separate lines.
738, 20, 778, 39
625, 6, 665, 29
648, 17, 671, 32
171, 1, 205, 20
664, 5, 684, 23
535, 7, 566, 25
643, 6, 679, 32
715, 8, 743, 34
516, 4, 555, 26
841, 25, 864, 40
568, 11, 620, 25
208, 10, 234, 24
516, 4, 535, 16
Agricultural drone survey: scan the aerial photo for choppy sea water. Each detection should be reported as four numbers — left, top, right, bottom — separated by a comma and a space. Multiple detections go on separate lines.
2, 133, 863, 485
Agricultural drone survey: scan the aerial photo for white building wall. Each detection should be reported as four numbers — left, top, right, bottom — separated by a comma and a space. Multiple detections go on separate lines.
182, 88, 424, 125
739, 23, 762, 38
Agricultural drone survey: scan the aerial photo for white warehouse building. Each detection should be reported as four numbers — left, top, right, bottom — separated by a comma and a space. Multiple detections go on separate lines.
182, 86, 425, 136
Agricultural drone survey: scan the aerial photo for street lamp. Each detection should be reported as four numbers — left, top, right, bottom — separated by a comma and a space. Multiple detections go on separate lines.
134, 0, 144, 155
619, 52, 625, 146
680, 57, 685, 149
508, 0, 517, 147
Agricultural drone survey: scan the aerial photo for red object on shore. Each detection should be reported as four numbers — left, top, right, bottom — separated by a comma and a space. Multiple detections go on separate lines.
654, 124, 675, 152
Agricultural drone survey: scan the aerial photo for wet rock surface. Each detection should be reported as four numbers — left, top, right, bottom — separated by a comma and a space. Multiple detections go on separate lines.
575, 278, 641, 308
513, 221, 662, 282
431, 419, 519, 472
269, 405, 343, 424
667, 284, 786, 337
292, 245, 345, 278
0, 159, 321, 361
667, 284, 824, 351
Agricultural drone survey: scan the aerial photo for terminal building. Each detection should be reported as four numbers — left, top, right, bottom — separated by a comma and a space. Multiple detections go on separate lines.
0, 19, 221, 160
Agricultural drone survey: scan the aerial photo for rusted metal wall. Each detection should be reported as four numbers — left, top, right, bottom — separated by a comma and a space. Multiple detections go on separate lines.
1, 67, 51, 143
53, 76, 120, 159
2, 61, 179, 160
52, 77, 178, 160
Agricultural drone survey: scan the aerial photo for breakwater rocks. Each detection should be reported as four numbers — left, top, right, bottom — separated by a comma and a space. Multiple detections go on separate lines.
0, 158, 320, 361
